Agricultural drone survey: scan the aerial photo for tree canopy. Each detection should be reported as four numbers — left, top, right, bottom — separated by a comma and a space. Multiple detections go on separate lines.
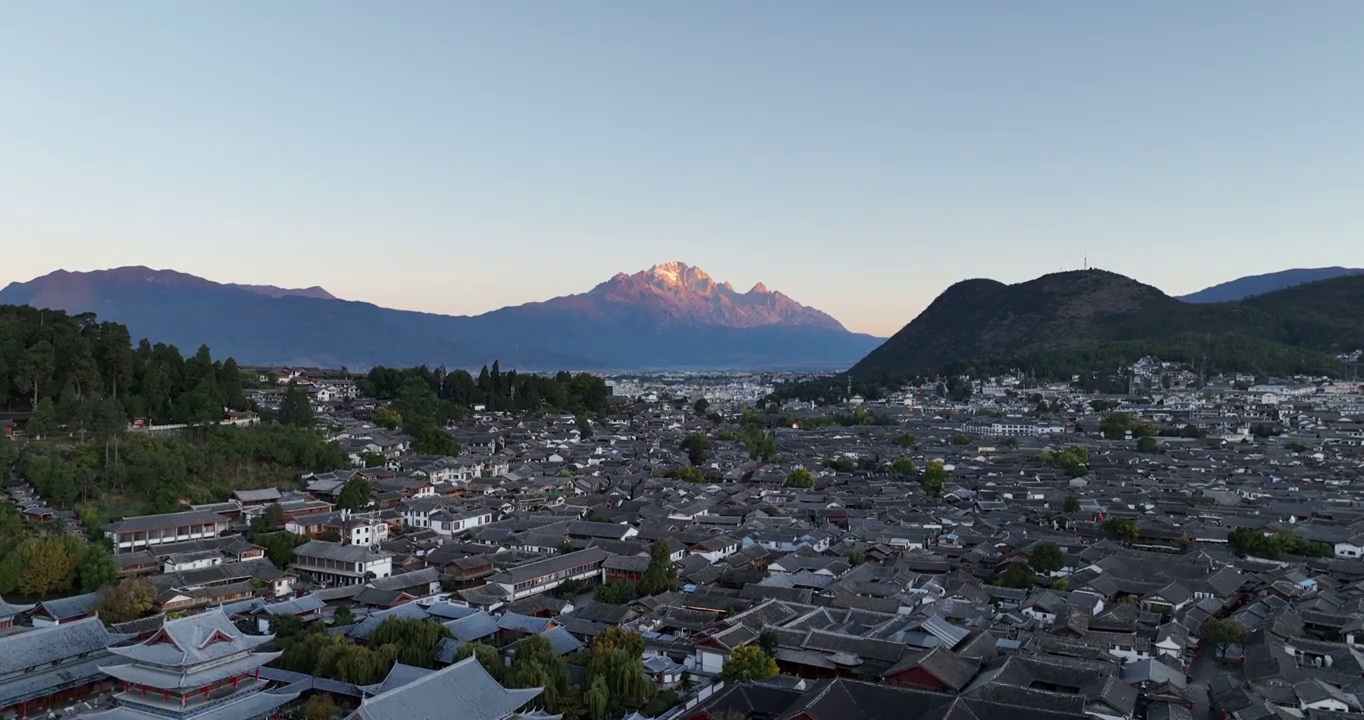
921, 460, 947, 498
785, 468, 815, 489
638, 540, 678, 596
721, 645, 778, 683
0, 306, 248, 425
1028, 542, 1065, 574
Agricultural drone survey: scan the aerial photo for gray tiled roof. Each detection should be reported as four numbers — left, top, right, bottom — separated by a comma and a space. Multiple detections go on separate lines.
350, 656, 542, 720
294, 539, 392, 563
0, 615, 112, 676
107, 508, 231, 534
107, 608, 273, 668
37, 591, 102, 620
359, 663, 436, 697
0, 653, 109, 707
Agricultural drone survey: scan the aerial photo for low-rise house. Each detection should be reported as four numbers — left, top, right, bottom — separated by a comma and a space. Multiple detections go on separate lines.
291, 540, 394, 586
105, 509, 232, 554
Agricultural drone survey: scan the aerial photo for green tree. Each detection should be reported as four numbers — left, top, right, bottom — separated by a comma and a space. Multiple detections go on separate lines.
994, 562, 1034, 589
269, 614, 307, 640
1101, 412, 1132, 440
16, 340, 56, 407
740, 427, 777, 462
407, 417, 462, 456
96, 578, 156, 623
78, 543, 120, 592
721, 645, 778, 683
27, 396, 60, 437
454, 642, 504, 682
336, 477, 372, 510
680, 433, 713, 465
1101, 517, 1140, 543
1029, 542, 1065, 574
504, 634, 574, 716
785, 468, 815, 489
0, 535, 83, 596
260, 532, 297, 567
369, 617, 453, 668
1136, 435, 1159, 453
593, 627, 646, 658
303, 693, 339, 720
585, 675, 609, 720
595, 580, 638, 604
921, 460, 947, 498
1063, 495, 1080, 513
371, 407, 403, 430
637, 539, 678, 596
677, 466, 705, 483
890, 456, 916, 477
693, 398, 711, 415
1201, 618, 1249, 658
278, 383, 314, 427
263, 503, 287, 529
332, 606, 355, 627
894, 433, 917, 447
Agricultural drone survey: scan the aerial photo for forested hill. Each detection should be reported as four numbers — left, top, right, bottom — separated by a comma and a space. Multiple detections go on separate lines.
851, 270, 1364, 379
0, 304, 250, 428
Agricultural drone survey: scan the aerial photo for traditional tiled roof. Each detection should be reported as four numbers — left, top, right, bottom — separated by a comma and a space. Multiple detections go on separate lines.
0, 615, 113, 676
105, 609, 273, 670
107, 509, 231, 534
348, 656, 541, 720
359, 663, 436, 697
0, 595, 35, 619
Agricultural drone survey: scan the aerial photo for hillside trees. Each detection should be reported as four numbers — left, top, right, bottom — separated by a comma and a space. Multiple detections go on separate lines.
0, 306, 249, 424
0, 534, 85, 596
96, 578, 157, 623
13, 423, 346, 516
361, 364, 609, 416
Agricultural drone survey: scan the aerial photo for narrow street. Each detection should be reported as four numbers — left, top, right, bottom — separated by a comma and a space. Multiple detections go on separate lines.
1189, 653, 1219, 720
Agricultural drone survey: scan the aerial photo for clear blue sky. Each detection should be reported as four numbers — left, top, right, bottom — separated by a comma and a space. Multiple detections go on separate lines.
3, 2, 1362, 336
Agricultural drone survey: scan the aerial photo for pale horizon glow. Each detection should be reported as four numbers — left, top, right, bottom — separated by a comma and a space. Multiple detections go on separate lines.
3, 2, 1363, 336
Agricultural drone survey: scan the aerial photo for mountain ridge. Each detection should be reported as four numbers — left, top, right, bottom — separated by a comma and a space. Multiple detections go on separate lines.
0, 266, 339, 308
851, 269, 1364, 377
1179, 267, 1364, 303
0, 263, 877, 370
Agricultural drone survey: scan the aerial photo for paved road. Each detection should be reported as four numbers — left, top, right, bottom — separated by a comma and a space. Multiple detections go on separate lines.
1189, 653, 1219, 720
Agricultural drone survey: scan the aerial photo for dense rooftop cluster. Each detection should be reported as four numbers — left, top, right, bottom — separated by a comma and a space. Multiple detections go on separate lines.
2, 363, 1364, 720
